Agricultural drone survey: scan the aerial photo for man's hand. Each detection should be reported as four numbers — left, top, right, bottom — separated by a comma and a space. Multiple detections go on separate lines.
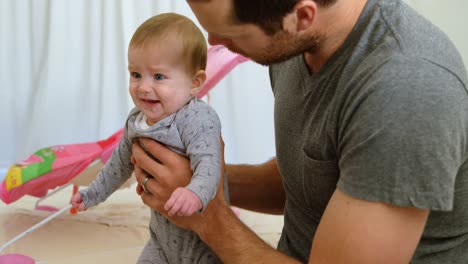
132, 136, 228, 231
132, 137, 191, 207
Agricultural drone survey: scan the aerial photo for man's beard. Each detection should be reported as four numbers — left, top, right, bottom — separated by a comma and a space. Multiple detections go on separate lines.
228, 30, 323, 66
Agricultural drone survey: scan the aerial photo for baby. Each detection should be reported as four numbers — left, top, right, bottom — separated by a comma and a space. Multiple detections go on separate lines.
71, 13, 227, 263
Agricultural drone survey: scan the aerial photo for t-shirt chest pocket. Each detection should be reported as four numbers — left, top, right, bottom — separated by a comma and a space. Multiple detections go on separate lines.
301, 149, 340, 220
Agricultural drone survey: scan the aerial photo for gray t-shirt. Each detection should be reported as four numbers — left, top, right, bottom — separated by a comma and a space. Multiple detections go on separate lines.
81, 98, 223, 211
270, 0, 468, 262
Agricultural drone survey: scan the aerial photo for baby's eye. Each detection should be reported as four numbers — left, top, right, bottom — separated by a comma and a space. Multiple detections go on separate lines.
154, 74, 165, 81
131, 72, 141, 79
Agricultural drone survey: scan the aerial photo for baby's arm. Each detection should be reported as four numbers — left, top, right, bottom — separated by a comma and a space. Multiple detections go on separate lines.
164, 187, 202, 216
78, 129, 134, 209
165, 101, 222, 215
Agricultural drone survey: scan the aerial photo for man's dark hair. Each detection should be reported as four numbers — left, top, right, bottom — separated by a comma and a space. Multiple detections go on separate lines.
232, 0, 337, 35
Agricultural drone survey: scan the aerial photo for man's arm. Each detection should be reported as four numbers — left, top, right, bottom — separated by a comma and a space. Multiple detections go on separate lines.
193, 193, 301, 263
194, 185, 428, 264
309, 189, 429, 263
197, 186, 429, 264
227, 158, 285, 214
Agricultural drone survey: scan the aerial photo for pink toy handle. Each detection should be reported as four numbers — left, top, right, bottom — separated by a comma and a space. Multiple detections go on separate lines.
197, 45, 249, 98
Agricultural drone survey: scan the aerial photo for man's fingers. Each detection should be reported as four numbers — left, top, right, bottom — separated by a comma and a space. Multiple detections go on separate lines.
132, 142, 165, 181
138, 137, 175, 164
134, 165, 157, 195
133, 164, 147, 184
140, 191, 158, 208
136, 181, 143, 195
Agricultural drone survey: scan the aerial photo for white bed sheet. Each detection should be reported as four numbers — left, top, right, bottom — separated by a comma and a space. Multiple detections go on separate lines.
0, 184, 283, 263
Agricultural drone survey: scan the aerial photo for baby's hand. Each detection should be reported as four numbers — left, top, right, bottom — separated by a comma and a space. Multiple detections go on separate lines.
71, 192, 87, 212
164, 187, 202, 217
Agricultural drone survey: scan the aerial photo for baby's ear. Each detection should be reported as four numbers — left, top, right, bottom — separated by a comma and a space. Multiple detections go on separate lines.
191, 70, 206, 97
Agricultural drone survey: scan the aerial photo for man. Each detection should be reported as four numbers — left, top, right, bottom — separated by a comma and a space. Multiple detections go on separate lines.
132, 0, 468, 263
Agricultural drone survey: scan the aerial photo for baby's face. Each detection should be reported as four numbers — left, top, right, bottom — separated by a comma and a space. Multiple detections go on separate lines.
128, 38, 194, 126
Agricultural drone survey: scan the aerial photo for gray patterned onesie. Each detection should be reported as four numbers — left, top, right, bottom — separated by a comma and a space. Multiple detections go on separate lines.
80, 98, 226, 263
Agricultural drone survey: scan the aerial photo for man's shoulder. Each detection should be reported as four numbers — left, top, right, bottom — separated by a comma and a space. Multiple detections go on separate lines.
357, 53, 466, 95
378, 0, 467, 85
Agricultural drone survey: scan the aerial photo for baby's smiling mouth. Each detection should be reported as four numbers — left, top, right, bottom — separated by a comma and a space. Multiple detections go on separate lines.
141, 99, 160, 105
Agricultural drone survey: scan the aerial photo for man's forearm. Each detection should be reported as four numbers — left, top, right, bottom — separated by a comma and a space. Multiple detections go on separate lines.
227, 158, 285, 214
195, 198, 300, 264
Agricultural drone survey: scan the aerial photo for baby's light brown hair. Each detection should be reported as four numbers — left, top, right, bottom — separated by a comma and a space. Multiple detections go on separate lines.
129, 13, 207, 76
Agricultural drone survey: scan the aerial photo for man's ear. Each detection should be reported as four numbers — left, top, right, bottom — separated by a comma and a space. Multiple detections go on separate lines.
281, 1, 317, 34
294, 1, 317, 32
191, 70, 206, 97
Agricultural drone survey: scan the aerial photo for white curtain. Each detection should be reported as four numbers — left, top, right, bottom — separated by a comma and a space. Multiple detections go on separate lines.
0, 0, 276, 169
1, 0, 466, 170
